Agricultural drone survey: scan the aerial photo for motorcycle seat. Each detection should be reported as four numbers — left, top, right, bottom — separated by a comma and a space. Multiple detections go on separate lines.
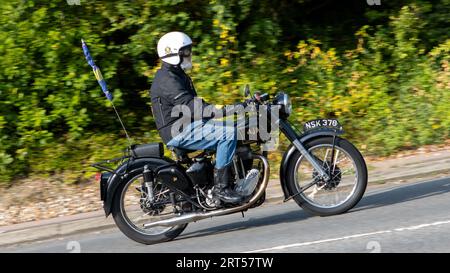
172, 147, 194, 157
170, 147, 216, 161
130, 143, 164, 158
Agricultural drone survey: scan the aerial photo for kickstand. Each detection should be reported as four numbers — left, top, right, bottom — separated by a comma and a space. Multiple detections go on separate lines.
241, 211, 245, 218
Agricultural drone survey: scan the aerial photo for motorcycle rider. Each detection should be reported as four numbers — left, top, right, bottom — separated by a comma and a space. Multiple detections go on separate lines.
150, 31, 246, 204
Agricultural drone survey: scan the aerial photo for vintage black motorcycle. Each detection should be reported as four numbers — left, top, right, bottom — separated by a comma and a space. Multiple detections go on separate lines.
93, 85, 367, 245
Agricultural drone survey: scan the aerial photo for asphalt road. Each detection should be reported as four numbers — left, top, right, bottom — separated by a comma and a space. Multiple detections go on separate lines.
3, 177, 450, 253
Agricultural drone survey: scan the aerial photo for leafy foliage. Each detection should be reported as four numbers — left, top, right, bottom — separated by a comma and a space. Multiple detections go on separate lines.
0, 0, 448, 183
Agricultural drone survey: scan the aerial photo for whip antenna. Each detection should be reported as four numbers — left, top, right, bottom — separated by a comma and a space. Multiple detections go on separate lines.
111, 103, 132, 145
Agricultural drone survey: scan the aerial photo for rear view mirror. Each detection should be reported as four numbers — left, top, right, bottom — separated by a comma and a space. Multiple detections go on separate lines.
244, 84, 250, 97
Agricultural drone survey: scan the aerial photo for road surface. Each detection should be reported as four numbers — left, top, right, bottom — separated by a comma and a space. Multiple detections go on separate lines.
3, 177, 450, 253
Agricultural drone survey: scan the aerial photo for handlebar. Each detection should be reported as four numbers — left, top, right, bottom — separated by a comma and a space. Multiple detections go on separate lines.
243, 85, 269, 104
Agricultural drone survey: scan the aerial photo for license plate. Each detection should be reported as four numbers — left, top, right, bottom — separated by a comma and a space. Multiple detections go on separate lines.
303, 119, 342, 132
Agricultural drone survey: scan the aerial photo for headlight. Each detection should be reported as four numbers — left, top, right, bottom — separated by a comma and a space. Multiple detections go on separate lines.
274, 92, 292, 118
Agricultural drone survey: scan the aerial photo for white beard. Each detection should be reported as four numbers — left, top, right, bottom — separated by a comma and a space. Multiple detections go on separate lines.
180, 56, 192, 71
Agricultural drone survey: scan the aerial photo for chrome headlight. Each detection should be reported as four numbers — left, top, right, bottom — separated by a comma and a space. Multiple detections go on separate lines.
274, 92, 292, 118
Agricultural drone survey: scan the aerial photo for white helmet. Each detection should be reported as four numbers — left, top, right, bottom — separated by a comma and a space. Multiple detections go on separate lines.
157, 31, 193, 69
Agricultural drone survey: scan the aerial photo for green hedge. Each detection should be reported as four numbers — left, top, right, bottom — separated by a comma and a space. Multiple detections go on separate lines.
0, 1, 448, 183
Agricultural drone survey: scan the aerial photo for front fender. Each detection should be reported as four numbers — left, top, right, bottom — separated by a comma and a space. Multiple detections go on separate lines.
102, 157, 175, 217
279, 129, 343, 199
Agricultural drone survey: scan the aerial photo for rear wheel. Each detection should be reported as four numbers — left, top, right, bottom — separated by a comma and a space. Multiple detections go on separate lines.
111, 172, 188, 245
286, 136, 367, 216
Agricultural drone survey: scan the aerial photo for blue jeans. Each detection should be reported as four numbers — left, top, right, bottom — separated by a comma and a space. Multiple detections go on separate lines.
167, 120, 237, 168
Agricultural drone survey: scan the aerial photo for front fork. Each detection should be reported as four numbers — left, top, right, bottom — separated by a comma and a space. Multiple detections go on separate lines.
279, 120, 331, 181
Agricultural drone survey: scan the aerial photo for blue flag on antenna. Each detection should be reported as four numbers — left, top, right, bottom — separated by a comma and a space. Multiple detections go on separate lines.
81, 39, 113, 101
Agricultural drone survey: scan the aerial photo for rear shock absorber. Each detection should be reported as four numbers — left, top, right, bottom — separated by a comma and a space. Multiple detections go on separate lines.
143, 165, 154, 202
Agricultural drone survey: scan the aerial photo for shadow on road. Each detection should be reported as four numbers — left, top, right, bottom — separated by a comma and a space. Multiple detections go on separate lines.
352, 177, 450, 212
178, 207, 311, 241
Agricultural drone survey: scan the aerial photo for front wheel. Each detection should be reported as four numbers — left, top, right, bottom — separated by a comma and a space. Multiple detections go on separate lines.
286, 136, 367, 216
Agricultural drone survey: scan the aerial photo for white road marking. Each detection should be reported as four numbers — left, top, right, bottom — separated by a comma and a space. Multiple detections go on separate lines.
244, 219, 450, 253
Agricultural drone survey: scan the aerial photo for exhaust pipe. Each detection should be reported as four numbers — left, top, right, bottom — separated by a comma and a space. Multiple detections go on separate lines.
143, 155, 270, 228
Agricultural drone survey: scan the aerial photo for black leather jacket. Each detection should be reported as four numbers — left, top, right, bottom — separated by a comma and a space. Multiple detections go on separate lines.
150, 62, 211, 144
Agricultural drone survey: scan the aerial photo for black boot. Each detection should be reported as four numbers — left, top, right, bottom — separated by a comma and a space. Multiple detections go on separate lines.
213, 165, 243, 204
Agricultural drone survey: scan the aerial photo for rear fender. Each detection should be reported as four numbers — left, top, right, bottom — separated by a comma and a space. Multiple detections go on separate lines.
102, 157, 179, 216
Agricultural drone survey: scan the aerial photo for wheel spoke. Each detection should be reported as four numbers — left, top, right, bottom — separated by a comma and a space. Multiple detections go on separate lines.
120, 174, 180, 236
333, 168, 353, 180
294, 144, 359, 209
132, 212, 152, 223
334, 153, 348, 166
332, 149, 340, 173
323, 149, 331, 168
307, 184, 326, 199
154, 189, 170, 200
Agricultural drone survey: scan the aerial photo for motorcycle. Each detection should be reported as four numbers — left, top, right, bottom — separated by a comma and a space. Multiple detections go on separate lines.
93, 85, 368, 245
